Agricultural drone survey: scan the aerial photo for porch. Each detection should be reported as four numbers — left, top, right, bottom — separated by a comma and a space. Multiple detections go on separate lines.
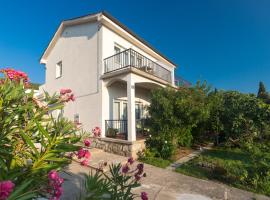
105, 118, 149, 140
103, 79, 156, 142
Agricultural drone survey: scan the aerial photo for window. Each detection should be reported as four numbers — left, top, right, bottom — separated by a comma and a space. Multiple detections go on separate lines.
56, 61, 62, 78
113, 101, 120, 120
122, 102, 127, 120
114, 46, 121, 63
135, 104, 141, 120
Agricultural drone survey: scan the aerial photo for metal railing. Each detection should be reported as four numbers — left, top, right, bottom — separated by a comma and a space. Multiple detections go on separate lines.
105, 118, 149, 140
105, 120, 128, 140
104, 49, 172, 83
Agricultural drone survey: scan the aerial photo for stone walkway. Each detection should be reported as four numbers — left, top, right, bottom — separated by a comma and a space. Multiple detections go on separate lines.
166, 145, 213, 171
61, 148, 270, 200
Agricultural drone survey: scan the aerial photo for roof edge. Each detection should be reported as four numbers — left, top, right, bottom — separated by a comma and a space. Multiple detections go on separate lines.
40, 11, 177, 67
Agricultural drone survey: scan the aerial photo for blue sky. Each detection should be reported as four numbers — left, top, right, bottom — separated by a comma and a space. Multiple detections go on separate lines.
0, 0, 269, 93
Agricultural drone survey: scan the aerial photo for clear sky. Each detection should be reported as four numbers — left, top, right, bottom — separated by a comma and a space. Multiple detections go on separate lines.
0, 0, 269, 93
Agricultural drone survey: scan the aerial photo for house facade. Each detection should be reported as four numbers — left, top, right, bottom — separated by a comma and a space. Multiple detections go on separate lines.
40, 11, 177, 157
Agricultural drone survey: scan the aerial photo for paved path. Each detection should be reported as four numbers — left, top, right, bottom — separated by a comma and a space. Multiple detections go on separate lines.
166, 145, 213, 171
61, 148, 270, 200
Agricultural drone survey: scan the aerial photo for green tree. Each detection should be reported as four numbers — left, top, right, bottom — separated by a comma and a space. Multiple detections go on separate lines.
257, 81, 270, 103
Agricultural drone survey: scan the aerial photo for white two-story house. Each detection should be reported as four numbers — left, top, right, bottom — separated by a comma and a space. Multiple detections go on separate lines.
40, 11, 177, 157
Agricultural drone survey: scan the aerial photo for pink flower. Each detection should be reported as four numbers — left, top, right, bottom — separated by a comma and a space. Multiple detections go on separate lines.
84, 139, 91, 147
121, 164, 130, 173
48, 170, 59, 180
69, 94, 75, 101
0, 180, 15, 200
128, 157, 134, 165
84, 150, 91, 159
60, 88, 72, 95
47, 170, 64, 200
141, 192, 148, 200
92, 127, 101, 137
77, 148, 86, 159
1, 68, 29, 85
81, 159, 89, 166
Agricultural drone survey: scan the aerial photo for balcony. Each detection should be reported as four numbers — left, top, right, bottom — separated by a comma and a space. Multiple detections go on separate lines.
104, 48, 172, 83
105, 119, 149, 140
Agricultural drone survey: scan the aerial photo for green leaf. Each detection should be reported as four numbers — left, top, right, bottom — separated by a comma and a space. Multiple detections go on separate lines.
8, 179, 34, 200
19, 131, 39, 157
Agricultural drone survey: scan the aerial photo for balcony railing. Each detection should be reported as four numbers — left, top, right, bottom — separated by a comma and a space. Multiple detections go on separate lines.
105, 120, 128, 140
104, 49, 172, 83
105, 119, 149, 140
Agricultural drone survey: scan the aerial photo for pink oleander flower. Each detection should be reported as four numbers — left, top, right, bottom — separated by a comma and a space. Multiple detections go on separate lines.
84, 138, 91, 147
92, 127, 101, 137
0, 180, 15, 200
81, 159, 89, 166
48, 170, 59, 180
121, 164, 130, 174
60, 88, 72, 95
48, 170, 64, 200
1, 68, 29, 85
128, 157, 134, 165
59, 88, 75, 103
141, 192, 148, 200
84, 150, 91, 159
69, 94, 75, 101
77, 148, 86, 159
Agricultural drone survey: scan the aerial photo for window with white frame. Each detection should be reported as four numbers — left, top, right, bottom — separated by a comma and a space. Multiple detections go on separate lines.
56, 61, 62, 78
113, 99, 144, 120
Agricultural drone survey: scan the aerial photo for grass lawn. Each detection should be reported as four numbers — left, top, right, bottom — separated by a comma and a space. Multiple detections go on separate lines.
175, 147, 270, 196
139, 156, 172, 168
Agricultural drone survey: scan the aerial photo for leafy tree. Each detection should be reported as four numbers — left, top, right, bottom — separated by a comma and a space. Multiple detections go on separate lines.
147, 81, 210, 158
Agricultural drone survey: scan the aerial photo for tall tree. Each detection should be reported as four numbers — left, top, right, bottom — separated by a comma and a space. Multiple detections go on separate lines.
257, 81, 269, 103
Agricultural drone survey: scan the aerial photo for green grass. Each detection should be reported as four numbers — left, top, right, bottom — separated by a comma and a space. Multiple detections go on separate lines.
139, 157, 171, 168
176, 147, 270, 196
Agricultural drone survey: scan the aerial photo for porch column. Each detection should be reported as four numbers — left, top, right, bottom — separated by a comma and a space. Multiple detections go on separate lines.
127, 74, 136, 142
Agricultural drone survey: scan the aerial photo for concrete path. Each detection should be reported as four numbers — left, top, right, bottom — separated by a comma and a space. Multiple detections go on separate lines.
61, 148, 270, 200
166, 145, 213, 171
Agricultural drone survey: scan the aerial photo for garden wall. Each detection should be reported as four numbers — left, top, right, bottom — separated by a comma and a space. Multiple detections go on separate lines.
90, 137, 145, 158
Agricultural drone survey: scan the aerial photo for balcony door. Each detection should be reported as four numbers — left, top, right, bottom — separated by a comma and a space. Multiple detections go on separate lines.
113, 99, 143, 120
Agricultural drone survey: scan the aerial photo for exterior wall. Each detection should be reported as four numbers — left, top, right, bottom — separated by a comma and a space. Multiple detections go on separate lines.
101, 25, 174, 83
41, 22, 102, 131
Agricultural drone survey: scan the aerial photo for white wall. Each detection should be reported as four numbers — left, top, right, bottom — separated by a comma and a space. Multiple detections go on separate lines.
42, 22, 102, 132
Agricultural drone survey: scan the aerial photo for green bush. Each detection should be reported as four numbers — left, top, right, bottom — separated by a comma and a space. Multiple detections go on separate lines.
147, 81, 210, 158
0, 69, 82, 199
81, 160, 147, 200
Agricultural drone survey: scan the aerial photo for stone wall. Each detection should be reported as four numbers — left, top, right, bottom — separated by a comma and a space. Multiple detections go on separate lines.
90, 137, 145, 158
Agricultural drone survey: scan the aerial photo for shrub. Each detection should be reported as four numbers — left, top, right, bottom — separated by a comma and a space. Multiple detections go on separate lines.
0, 68, 83, 199
147, 81, 210, 158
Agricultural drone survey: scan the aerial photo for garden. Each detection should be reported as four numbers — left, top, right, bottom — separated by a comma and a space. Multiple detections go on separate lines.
0, 68, 148, 200
139, 81, 270, 196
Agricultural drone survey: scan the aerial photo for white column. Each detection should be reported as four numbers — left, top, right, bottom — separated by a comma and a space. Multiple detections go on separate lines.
101, 82, 109, 138
127, 74, 136, 142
